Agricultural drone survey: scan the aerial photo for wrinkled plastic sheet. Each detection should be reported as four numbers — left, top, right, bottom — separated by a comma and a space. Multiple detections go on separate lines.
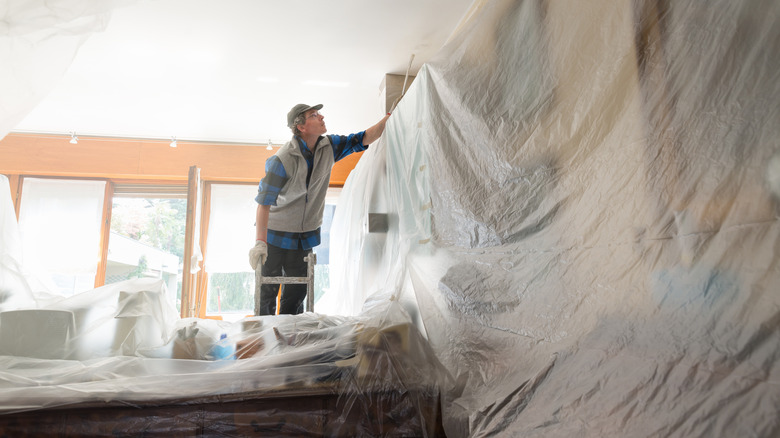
422, 1, 779, 436
0, 0, 134, 140
334, 0, 780, 436
1, 173, 445, 433
2, 0, 780, 436
0, 272, 445, 436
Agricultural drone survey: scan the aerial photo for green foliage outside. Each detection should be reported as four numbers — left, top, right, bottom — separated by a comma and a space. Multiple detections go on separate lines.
111, 198, 186, 311
130, 255, 148, 279
207, 272, 254, 313
207, 265, 331, 314
314, 265, 329, 303
111, 198, 186, 259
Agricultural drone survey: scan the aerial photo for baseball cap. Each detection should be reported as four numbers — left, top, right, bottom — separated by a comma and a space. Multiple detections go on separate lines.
287, 103, 323, 128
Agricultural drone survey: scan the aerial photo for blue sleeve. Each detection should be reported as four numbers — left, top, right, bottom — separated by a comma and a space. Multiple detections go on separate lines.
328, 132, 367, 162
255, 156, 288, 205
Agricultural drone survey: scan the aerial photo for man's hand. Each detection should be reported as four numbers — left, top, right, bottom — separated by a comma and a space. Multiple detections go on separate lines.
249, 240, 268, 270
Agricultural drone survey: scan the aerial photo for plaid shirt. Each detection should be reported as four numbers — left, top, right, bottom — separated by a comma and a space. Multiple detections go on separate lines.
256, 133, 367, 250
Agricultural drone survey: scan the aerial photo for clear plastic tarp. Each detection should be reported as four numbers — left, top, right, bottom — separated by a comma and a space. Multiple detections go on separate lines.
0, 0, 130, 140
2, 0, 780, 436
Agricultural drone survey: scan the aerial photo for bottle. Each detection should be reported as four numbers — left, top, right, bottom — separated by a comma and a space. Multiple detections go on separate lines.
210, 333, 235, 360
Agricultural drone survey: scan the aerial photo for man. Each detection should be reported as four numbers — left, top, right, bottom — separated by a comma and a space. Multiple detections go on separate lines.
249, 103, 390, 315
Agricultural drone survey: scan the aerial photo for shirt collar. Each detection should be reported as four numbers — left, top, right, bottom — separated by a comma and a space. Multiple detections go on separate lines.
295, 135, 325, 154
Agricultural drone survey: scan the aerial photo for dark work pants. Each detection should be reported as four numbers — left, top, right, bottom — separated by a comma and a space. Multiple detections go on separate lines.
259, 244, 311, 315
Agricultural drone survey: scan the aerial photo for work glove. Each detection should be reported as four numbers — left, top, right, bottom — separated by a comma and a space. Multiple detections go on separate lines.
249, 240, 267, 270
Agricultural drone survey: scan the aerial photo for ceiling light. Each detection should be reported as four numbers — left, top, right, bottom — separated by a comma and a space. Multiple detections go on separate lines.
170, 137, 177, 148
266, 140, 273, 151
69, 132, 78, 144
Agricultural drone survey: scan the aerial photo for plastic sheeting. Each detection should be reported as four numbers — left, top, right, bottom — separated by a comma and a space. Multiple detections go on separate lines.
0, 0, 133, 140
2, 0, 780, 436
1, 175, 445, 436
333, 0, 780, 436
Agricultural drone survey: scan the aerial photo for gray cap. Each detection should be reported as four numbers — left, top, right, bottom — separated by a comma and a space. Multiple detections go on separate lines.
287, 103, 323, 128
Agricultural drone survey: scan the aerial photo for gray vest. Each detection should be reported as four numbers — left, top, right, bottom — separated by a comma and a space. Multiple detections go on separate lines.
267, 136, 334, 233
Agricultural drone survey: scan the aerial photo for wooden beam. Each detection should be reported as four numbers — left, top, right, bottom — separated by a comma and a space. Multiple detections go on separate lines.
94, 181, 114, 288
195, 182, 213, 319
180, 165, 202, 318
4, 174, 21, 219
0, 133, 362, 185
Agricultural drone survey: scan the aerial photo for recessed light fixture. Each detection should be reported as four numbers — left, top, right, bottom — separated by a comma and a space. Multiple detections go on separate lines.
69, 132, 78, 144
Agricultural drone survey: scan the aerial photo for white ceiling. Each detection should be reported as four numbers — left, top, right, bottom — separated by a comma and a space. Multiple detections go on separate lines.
12, 0, 474, 145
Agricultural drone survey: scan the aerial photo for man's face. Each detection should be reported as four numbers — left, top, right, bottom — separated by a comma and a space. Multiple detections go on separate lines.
298, 109, 326, 136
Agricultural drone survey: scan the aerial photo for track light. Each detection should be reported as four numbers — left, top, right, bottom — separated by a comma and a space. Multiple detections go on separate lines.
170, 137, 177, 148
69, 132, 78, 144
266, 139, 273, 151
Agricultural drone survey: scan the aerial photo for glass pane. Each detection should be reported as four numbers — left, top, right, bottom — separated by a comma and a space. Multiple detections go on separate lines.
207, 272, 254, 315
312, 203, 336, 304
18, 178, 106, 296
106, 197, 185, 311
313, 188, 341, 307
204, 184, 257, 319
204, 185, 340, 319
204, 185, 257, 274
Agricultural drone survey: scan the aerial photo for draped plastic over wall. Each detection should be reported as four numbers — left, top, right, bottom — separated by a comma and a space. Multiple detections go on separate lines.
335, 0, 780, 436
2, 0, 780, 436
420, 0, 779, 435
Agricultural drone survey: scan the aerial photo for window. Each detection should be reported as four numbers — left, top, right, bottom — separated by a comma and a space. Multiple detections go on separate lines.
203, 184, 341, 320
15, 177, 188, 311
12, 175, 341, 316
313, 188, 342, 305
17, 178, 106, 296
203, 184, 257, 319
107, 191, 186, 312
